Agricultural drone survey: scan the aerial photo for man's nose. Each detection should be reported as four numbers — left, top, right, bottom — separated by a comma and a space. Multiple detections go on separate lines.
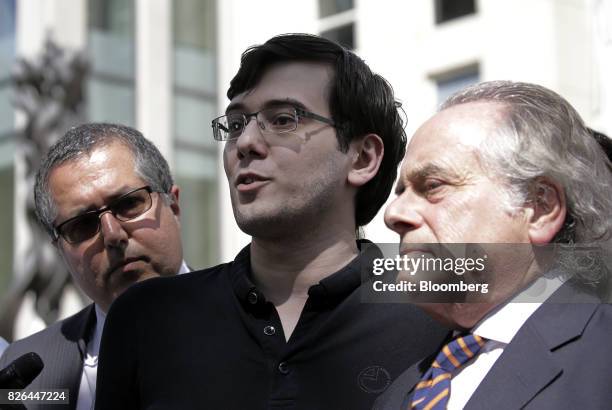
99, 212, 129, 249
384, 192, 425, 236
235, 117, 268, 160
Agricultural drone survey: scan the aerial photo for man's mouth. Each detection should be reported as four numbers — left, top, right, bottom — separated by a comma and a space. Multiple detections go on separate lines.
107, 256, 148, 277
235, 173, 270, 192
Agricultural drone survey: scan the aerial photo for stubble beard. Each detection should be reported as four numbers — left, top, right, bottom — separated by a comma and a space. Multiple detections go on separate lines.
233, 172, 342, 242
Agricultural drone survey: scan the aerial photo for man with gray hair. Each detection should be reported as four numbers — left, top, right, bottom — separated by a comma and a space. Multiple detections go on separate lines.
375, 81, 612, 409
0, 123, 187, 409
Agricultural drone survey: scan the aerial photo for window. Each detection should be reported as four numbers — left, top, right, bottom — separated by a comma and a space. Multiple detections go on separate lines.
87, 0, 135, 125
435, 64, 480, 104
434, 0, 476, 24
321, 23, 355, 49
0, 0, 15, 296
319, 0, 355, 49
319, 0, 353, 18
173, 0, 219, 268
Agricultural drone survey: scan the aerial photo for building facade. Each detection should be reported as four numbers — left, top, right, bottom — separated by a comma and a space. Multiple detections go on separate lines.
0, 0, 609, 339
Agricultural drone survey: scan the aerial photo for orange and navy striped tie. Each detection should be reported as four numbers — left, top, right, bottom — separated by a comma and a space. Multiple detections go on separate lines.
410, 334, 486, 410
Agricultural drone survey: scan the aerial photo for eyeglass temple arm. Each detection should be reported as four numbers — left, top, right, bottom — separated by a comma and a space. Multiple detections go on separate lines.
295, 109, 335, 127
212, 121, 230, 133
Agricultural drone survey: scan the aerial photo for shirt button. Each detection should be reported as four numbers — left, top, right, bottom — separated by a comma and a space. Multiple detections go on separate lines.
278, 361, 290, 375
263, 325, 276, 336
247, 290, 258, 305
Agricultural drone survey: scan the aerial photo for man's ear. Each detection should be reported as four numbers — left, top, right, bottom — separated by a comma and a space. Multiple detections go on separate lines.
347, 134, 384, 188
527, 177, 566, 244
169, 185, 181, 217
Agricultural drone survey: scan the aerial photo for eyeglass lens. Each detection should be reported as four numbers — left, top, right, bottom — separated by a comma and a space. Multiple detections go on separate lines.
218, 106, 298, 140
59, 187, 153, 243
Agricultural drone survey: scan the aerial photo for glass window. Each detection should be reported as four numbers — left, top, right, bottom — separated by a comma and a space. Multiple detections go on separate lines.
87, 78, 136, 126
434, 0, 476, 24
0, 142, 14, 293
319, 0, 353, 18
87, 0, 135, 124
89, 0, 134, 36
321, 23, 355, 49
174, 96, 216, 147
173, 0, 219, 268
0, 0, 15, 306
174, 0, 215, 51
0, 0, 16, 126
175, 156, 219, 268
436, 66, 480, 104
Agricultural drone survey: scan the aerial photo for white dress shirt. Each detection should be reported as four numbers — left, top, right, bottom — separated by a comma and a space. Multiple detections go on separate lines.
75, 260, 190, 410
446, 275, 564, 410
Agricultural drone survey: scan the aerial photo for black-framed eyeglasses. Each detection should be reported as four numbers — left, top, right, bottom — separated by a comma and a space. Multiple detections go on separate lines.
211, 104, 335, 141
53, 186, 156, 244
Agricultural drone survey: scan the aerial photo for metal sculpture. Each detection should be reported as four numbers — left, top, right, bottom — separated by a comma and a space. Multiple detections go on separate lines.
0, 38, 88, 340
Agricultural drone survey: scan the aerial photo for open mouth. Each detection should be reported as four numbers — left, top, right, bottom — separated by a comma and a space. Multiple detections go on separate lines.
235, 173, 270, 191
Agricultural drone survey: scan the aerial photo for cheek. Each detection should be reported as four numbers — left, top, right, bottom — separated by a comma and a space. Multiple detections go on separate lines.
141, 213, 182, 255
222, 150, 233, 179
433, 197, 478, 240
60, 246, 84, 273
62, 247, 100, 288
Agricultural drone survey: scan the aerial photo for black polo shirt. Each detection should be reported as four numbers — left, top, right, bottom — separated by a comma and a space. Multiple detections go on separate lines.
95, 242, 447, 410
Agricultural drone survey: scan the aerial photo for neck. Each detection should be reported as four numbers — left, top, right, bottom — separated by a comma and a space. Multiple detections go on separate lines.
250, 223, 359, 305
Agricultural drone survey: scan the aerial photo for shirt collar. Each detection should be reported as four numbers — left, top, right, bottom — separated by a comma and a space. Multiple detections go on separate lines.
229, 240, 382, 310
471, 274, 564, 344
178, 260, 190, 275
89, 304, 107, 357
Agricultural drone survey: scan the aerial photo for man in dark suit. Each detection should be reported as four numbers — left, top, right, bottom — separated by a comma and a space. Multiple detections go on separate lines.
376, 81, 612, 409
94, 34, 447, 410
0, 123, 188, 409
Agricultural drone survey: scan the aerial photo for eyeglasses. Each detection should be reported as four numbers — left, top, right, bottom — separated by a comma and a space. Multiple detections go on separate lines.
53, 186, 156, 244
211, 104, 335, 141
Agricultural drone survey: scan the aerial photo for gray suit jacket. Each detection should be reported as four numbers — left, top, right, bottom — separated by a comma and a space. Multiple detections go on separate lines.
0, 305, 95, 410
374, 292, 612, 409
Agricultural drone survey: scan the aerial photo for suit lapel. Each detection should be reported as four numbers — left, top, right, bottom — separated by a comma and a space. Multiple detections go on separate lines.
465, 297, 599, 410
58, 304, 96, 410
464, 322, 561, 410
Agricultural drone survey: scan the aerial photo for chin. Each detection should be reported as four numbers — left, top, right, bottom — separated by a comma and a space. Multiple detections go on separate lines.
235, 209, 285, 237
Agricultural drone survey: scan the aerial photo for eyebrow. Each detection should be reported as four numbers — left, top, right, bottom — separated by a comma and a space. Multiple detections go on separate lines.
225, 98, 309, 114
395, 164, 456, 194
406, 164, 448, 181
59, 187, 142, 223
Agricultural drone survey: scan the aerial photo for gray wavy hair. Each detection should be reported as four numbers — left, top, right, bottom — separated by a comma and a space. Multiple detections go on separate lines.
35, 123, 174, 237
440, 80, 612, 243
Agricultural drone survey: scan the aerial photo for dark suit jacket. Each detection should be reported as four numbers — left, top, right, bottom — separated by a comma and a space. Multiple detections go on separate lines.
374, 293, 612, 409
0, 305, 96, 410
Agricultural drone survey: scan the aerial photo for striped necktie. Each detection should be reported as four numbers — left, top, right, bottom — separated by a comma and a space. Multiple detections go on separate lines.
410, 334, 486, 410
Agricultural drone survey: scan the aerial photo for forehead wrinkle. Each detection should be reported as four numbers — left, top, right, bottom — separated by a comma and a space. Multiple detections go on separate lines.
403, 161, 470, 185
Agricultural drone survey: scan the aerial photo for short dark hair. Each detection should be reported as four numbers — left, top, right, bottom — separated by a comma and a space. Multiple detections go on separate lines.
227, 33, 407, 227
35, 123, 174, 237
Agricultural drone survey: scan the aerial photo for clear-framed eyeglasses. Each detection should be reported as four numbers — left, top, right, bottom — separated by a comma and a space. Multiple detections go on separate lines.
53, 186, 158, 244
211, 104, 335, 141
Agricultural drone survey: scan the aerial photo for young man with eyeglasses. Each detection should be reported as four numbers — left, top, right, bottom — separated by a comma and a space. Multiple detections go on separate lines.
95, 34, 446, 410
0, 123, 188, 410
